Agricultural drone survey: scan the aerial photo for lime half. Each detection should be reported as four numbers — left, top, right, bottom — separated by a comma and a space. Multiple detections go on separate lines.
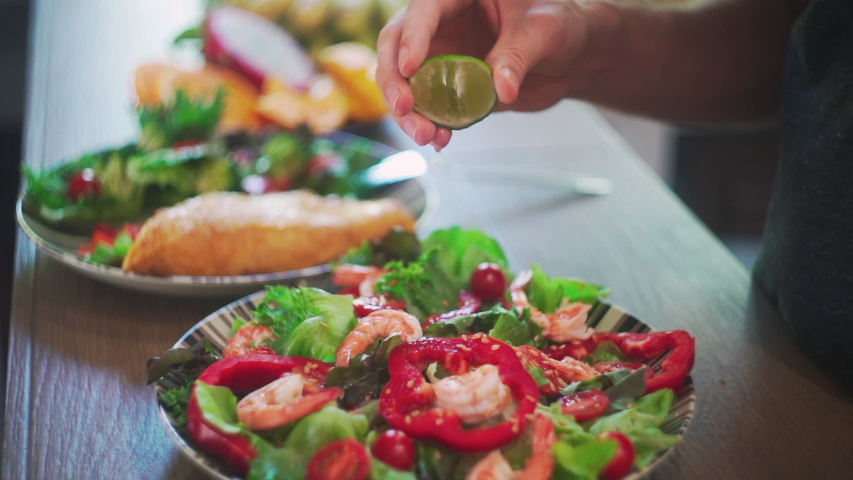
408, 55, 497, 130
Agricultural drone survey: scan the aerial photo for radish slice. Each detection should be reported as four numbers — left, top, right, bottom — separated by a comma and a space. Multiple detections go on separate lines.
204, 7, 315, 91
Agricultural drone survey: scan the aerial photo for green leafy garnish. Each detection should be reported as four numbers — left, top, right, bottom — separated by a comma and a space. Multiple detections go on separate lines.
375, 248, 458, 320
634, 388, 676, 418
159, 382, 193, 433
527, 264, 610, 312
137, 88, 225, 151
424, 306, 546, 348
561, 368, 639, 396
254, 286, 356, 363
586, 341, 626, 363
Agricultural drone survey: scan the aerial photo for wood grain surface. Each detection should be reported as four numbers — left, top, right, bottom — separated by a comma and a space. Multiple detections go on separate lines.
3, 1, 852, 479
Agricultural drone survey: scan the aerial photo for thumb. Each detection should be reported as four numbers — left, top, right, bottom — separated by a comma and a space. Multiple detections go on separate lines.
485, 28, 540, 105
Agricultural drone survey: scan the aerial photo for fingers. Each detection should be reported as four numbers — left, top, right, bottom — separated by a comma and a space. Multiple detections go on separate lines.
398, 0, 474, 77
431, 128, 453, 151
376, 22, 412, 118
485, 10, 563, 105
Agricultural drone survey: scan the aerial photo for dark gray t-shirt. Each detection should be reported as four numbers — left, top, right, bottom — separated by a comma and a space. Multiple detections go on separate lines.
753, 0, 853, 387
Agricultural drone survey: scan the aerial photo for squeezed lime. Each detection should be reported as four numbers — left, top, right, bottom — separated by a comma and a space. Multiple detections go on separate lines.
408, 54, 497, 130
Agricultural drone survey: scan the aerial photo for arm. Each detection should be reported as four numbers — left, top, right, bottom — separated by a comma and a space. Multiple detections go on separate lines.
569, 0, 810, 123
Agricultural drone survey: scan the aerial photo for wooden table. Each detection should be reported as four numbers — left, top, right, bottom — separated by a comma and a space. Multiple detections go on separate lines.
4, 1, 853, 479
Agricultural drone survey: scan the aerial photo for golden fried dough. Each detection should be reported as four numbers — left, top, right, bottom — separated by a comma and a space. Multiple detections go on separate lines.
122, 190, 416, 276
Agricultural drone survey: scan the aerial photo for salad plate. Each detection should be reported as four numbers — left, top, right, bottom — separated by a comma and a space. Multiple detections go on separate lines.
150, 227, 696, 480
17, 131, 438, 299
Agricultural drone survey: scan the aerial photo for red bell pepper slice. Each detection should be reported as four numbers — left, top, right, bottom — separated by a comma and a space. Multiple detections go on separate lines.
186, 354, 337, 476
545, 338, 599, 361
593, 330, 695, 393
379, 335, 539, 453
421, 291, 482, 328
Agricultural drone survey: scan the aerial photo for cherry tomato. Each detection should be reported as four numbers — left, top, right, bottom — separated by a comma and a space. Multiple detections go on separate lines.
307, 152, 345, 176
171, 139, 204, 149
353, 296, 407, 318
559, 389, 610, 422
371, 429, 416, 471
594, 361, 644, 374
469, 263, 507, 302
67, 169, 101, 201
599, 431, 636, 480
306, 438, 370, 480
264, 175, 294, 192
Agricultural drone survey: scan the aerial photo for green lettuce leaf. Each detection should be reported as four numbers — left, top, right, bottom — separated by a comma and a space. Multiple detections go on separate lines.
286, 406, 369, 476
588, 408, 664, 437
527, 264, 610, 312
634, 388, 675, 419
421, 226, 509, 291
339, 228, 421, 267
561, 368, 637, 396
247, 444, 303, 480
371, 459, 418, 480
253, 287, 356, 363
631, 428, 680, 468
282, 289, 357, 363
423, 306, 545, 348
586, 341, 626, 363
552, 438, 617, 480
194, 380, 242, 435
539, 403, 596, 447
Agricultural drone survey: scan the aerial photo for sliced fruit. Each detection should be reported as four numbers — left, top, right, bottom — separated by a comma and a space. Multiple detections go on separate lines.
134, 62, 264, 133
318, 42, 387, 123
257, 75, 349, 133
204, 6, 315, 91
408, 54, 497, 130
304, 75, 350, 132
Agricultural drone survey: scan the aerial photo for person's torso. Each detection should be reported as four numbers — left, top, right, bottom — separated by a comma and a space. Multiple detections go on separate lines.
754, 0, 853, 386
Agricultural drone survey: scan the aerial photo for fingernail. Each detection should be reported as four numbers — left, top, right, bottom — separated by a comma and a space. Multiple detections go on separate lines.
500, 67, 517, 87
385, 84, 400, 115
403, 119, 418, 141
430, 141, 443, 153
399, 47, 410, 73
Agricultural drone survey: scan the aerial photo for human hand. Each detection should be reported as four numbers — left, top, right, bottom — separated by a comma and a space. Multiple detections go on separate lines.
376, 0, 595, 149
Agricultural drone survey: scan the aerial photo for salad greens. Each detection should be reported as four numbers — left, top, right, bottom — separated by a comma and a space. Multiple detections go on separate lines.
148, 227, 691, 480
23, 85, 388, 238
255, 287, 356, 363
528, 264, 611, 311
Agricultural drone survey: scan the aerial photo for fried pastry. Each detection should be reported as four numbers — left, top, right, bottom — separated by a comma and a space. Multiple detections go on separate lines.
122, 190, 416, 276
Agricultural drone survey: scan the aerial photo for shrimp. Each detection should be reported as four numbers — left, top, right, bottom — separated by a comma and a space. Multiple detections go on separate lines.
432, 364, 513, 425
517, 345, 598, 395
465, 414, 557, 480
223, 324, 276, 358
510, 271, 594, 342
236, 375, 337, 431
335, 309, 422, 367
333, 264, 387, 296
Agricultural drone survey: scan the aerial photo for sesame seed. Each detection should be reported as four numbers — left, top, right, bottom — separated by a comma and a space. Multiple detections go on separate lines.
482, 337, 490, 344
455, 344, 465, 349
526, 395, 537, 403
516, 351, 523, 357
512, 424, 520, 433
405, 415, 412, 424
436, 418, 445, 426
459, 345, 472, 352
525, 414, 535, 421
406, 380, 415, 388
385, 388, 392, 395
491, 345, 500, 351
